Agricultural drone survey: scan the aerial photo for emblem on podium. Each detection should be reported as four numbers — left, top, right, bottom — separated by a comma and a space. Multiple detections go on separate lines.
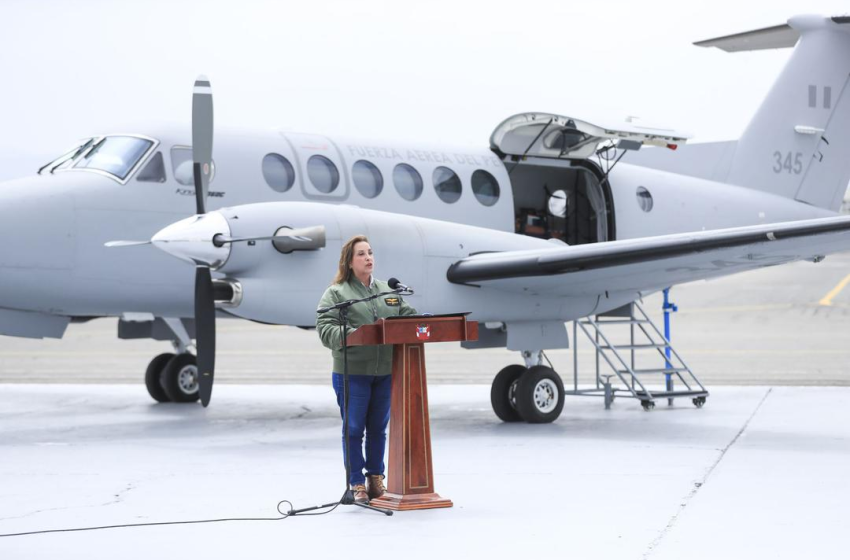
415, 324, 431, 340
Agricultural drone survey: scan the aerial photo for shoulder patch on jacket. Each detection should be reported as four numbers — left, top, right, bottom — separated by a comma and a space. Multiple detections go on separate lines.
384, 297, 400, 307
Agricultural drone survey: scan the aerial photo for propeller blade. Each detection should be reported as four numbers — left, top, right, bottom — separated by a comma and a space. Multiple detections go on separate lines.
104, 240, 151, 247
192, 75, 214, 215
195, 266, 216, 407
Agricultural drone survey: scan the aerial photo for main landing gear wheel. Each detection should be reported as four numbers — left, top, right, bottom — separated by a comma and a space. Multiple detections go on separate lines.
161, 353, 201, 403
515, 366, 565, 424
145, 353, 175, 403
490, 364, 527, 422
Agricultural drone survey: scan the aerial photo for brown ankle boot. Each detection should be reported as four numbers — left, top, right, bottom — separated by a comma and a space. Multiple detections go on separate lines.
351, 484, 369, 503
367, 474, 386, 500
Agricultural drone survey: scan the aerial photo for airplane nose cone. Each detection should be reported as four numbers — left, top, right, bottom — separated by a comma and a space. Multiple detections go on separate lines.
152, 211, 231, 268
0, 178, 75, 270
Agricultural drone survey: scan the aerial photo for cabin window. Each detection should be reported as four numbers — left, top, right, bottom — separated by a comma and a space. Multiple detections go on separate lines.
433, 166, 462, 203
307, 155, 340, 193
171, 147, 216, 186
471, 169, 500, 206
352, 160, 383, 198
393, 163, 423, 201
636, 186, 653, 212
262, 153, 295, 192
136, 152, 166, 183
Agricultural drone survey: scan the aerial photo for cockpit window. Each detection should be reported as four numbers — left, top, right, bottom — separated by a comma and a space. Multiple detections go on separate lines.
73, 136, 154, 180
136, 152, 166, 183
38, 138, 96, 175
171, 146, 216, 186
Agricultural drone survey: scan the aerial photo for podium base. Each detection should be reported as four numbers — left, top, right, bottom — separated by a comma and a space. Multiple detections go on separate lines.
370, 492, 453, 511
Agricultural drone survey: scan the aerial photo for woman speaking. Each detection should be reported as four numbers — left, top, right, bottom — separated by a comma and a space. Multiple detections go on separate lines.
316, 235, 417, 503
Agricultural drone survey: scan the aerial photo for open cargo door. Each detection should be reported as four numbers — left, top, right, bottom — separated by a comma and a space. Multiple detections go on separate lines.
490, 113, 690, 160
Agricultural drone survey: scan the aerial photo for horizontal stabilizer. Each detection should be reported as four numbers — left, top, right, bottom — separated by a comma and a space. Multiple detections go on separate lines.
694, 24, 799, 52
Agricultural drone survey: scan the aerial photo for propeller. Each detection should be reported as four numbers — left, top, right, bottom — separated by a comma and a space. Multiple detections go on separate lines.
104, 240, 151, 248
103, 76, 326, 407
191, 75, 216, 407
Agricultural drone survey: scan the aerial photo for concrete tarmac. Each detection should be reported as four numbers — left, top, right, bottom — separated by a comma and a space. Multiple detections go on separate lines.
0, 384, 847, 559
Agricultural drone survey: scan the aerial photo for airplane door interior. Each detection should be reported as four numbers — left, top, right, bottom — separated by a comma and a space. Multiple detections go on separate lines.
508, 161, 610, 245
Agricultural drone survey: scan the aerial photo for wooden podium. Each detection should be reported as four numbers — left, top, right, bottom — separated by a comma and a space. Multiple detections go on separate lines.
346, 314, 478, 511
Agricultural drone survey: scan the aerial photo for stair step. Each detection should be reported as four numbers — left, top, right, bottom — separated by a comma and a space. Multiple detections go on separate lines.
634, 390, 708, 399
598, 343, 668, 350
587, 319, 651, 324
617, 368, 687, 375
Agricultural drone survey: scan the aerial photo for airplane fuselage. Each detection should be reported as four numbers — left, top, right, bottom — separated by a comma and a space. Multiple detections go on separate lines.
0, 126, 835, 331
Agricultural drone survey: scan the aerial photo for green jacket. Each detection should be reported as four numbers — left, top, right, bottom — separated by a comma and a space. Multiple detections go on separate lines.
316, 277, 418, 376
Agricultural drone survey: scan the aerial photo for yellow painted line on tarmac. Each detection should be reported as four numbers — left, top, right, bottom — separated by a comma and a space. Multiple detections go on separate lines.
819, 272, 850, 306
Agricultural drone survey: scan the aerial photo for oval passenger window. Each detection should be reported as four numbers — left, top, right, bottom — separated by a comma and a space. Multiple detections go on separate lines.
393, 163, 423, 201
636, 186, 653, 212
307, 155, 340, 193
262, 153, 295, 192
352, 160, 383, 198
433, 166, 462, 203
471, 170, 500, 206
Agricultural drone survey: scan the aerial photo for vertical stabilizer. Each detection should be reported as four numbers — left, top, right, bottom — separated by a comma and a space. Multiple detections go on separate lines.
701, 16, 850, 212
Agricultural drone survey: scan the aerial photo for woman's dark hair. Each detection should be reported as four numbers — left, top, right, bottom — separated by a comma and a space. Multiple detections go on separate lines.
333, 235, 370, 285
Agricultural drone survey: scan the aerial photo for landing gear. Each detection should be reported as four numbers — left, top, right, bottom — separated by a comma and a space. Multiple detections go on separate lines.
144, 352, 200, 403
490, 363, 565, 424
160, 353, 201, 403
145, 353, 175, 403
515, 366, 565, 423
490, 365, 526, 422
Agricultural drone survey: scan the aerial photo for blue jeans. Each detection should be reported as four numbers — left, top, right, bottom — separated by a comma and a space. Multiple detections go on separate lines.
332, 373, 393, 486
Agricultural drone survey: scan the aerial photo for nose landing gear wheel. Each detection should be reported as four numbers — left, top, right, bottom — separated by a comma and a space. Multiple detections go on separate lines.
515, 366, 565, 424
145, 353, 176, 403
490, 364, 527, 422
160, 353, 201, 403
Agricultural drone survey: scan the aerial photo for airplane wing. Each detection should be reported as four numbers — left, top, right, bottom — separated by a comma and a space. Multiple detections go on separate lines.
446, 215, 850, 297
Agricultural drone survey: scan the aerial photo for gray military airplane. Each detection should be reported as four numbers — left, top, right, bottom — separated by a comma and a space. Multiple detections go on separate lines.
3, 14, 849, 422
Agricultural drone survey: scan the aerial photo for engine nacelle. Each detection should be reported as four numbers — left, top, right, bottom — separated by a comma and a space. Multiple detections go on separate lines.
167, 201, 597, 327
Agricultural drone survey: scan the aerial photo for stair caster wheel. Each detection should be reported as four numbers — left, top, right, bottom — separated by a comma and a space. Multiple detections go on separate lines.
641, 400, 655, 411
693, 396, 707, 408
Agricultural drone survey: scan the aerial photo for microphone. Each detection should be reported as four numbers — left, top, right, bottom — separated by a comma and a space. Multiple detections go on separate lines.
388, 277, 413, 293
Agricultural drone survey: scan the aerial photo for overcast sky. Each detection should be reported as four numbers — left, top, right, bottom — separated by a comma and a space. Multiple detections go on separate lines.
0, 0, 848, 180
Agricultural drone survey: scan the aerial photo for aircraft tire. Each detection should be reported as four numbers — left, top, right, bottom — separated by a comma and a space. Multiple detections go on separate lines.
490, 364, 527, 422
145, 353, 175, 403
515, 365, 564, 424
160, 353, 201, 403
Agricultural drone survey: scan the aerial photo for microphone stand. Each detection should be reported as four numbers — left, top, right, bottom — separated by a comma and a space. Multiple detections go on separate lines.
288, 288, 409, 517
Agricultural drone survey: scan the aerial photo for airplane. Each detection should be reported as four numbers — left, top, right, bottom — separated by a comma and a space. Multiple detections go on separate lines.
2, 14, 849, 423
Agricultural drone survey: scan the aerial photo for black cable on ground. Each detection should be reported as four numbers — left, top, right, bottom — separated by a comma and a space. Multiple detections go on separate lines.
0, 498, 343, 538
